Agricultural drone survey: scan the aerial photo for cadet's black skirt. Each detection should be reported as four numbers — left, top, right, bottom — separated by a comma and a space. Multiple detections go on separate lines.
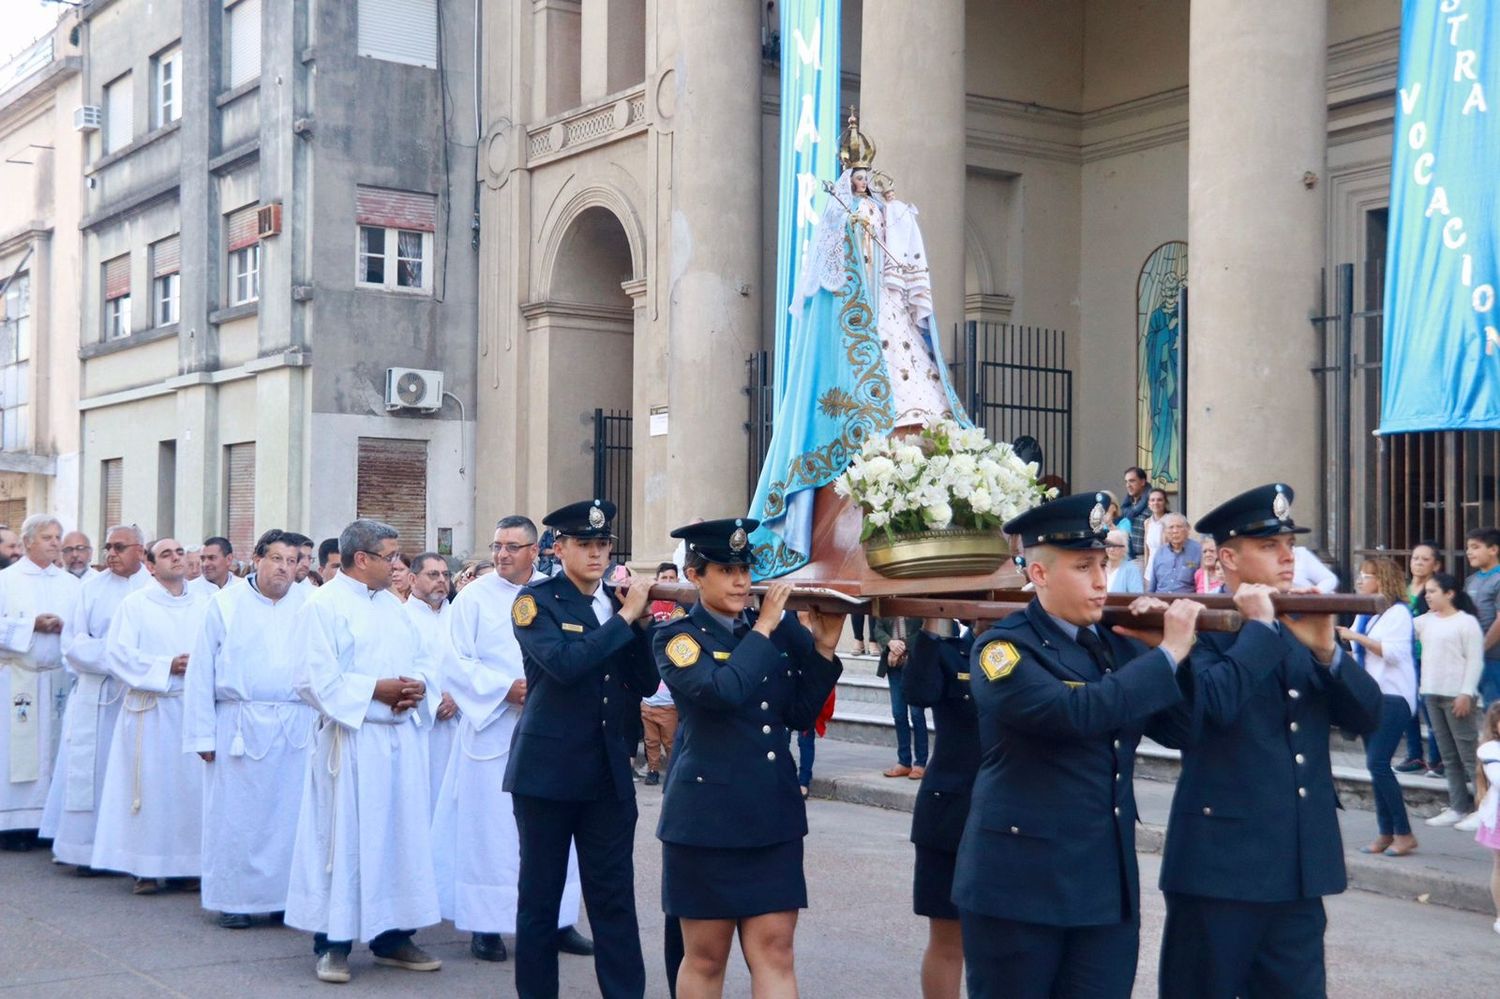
662, 838, 807, 919
913, 844, 960, 920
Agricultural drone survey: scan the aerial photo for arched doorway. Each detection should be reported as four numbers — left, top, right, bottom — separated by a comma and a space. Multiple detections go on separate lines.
533, 206, 636, 554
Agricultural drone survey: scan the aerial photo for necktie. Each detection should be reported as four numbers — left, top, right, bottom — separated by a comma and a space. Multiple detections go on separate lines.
1075, 626, 1115, 674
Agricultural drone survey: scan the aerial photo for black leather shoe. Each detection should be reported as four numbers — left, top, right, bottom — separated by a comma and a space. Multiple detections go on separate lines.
218, 912, 253, 929
470, 932, 508, 962
643, 771, 660, 786
557, 925, 594, 956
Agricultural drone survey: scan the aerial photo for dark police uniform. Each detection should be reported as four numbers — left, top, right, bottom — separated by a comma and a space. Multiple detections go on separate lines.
1159, 484, 1383, 999
652, 518, 843, 924
901, 625, 980, 920
952, 492, 1195, 999
507, 499, 659, 999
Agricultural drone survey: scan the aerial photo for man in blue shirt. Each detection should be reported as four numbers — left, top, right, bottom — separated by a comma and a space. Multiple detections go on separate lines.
1148, 514, 1201, 594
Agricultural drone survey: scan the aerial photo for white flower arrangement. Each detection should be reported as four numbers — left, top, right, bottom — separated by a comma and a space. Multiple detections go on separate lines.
834, 419, 1055, 541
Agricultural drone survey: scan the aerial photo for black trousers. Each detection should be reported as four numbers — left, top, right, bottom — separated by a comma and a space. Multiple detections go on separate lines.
312, 928, 411, 957
513, 793, 645, 999
959, 909, 1139, 999
1159, 893, 1327, 999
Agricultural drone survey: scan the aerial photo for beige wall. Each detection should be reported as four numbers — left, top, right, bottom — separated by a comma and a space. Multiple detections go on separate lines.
0, 19, 85, 528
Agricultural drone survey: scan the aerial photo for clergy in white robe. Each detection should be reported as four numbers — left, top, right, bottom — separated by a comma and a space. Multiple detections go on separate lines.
91, 539, 210, 883
41, 528, 150, 866
284, 521, 444, 982
0, 516, 81, 843
403, 552, 459, 814
431, 517, 584, 963
187, 537, 243, 601
62, 531, 99, 581
183, 531, 315, 923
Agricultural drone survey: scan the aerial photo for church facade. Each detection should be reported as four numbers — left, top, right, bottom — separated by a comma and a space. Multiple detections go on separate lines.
475, 0, 1424, 573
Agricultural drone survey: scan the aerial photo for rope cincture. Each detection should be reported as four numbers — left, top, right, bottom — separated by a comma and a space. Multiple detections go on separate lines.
121, 688, 180, 813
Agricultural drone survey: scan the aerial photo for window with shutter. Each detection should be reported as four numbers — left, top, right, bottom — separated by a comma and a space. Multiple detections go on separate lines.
0, 499, 26, 532
103, 255, 132, 339
227, 0, 262, 88
356, 438, 428, 551
104, 72, 133, 153
100, 459, 123, 538
355, 188, 437, 232
357, 0, 438, 68
224, 442, 256, 556
104, 255, 131, 299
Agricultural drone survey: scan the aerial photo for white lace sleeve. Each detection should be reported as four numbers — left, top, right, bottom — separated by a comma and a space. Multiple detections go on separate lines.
791, 169, 856, 316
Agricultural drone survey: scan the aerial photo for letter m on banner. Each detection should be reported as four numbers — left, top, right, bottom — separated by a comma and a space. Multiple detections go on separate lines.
772, 0, 842, 406
1380, 0, 1500, 433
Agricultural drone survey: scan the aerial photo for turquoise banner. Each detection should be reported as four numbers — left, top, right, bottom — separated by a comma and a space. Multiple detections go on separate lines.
773, 0, 842, 405
1381, 0, 1500, 432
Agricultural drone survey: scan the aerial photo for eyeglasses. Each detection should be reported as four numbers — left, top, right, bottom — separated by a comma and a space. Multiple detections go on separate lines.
359, 550, 403, 564
489, 542, 536, 554
103, 542, 141, 554
1104, 543, 1126, 550
61, 545, 92, 555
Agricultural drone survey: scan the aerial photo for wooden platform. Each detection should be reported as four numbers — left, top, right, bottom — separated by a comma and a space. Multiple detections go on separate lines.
785, 484, 1024, 597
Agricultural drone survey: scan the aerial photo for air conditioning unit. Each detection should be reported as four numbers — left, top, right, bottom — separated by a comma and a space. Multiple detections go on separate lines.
256, 202, 282, 239
385, 367, 444, 413
74, 105, 102, 132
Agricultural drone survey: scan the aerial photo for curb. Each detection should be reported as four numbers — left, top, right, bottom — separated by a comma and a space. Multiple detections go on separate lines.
807, 774, 1493, 916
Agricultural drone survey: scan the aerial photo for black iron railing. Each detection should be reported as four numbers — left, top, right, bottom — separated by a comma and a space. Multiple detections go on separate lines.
592, 408, 633, 563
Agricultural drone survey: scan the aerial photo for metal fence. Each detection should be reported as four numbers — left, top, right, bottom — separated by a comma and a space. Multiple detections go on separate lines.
591, 408, 633, 563
745, 350, 774, 505
956, 322, 1074, 488
1312, 261, 1500, 575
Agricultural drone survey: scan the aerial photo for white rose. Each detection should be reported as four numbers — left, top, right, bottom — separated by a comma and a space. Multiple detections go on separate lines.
923, 502, 954, 529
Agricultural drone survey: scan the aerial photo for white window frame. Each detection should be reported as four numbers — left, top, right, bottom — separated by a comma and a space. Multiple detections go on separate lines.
0, 273, 28, 365
155, 272, 180, 327
153, 46, 181, 127
355, 225, 432, 294
230, 244, 260, 305
106, 295, 132, 340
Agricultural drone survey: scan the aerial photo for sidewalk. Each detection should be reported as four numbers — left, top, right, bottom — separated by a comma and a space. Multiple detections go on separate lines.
801, 737, 1497, 915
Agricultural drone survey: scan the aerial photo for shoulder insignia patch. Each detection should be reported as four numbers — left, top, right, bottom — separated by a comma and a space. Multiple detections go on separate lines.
978, 641, 1020, 682
666, 633, 702, 668
512, 594, 537, 628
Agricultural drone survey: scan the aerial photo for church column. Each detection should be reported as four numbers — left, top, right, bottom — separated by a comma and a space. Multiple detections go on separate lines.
658, 0, 762, 533
1186, 0, 1326, 520
859, 0, 967, 341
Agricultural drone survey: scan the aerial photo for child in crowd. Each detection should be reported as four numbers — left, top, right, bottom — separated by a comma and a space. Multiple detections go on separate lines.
640, 562, 684, 786
1417, 573, 1485, 830
650, 562, 683, 623
1472, 702, 1500, 936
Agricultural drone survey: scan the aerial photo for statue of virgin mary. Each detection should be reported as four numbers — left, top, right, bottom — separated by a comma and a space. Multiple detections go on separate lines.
748, 109, 971, 579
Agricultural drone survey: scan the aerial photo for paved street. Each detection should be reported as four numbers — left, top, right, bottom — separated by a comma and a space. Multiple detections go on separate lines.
2, 786, 1497, 996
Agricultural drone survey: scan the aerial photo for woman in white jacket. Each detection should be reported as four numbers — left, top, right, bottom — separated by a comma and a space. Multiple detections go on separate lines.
1338, 558, 1418, 855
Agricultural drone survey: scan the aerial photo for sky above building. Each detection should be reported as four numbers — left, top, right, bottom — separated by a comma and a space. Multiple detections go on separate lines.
5, 1, 65, 63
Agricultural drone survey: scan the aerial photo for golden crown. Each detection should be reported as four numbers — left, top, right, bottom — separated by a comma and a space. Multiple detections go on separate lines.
838, 106, 877, 171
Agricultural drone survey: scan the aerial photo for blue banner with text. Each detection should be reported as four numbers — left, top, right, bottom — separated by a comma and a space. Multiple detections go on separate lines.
1381, 0, 1500, 433
773, 0, 842, 406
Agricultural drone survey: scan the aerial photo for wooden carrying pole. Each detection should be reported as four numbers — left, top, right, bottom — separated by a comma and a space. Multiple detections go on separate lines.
646, 583, 1273, 633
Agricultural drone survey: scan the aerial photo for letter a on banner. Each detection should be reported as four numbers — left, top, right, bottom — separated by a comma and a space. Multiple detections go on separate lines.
1381, 0, 1500, 432
772, 0, 842, 405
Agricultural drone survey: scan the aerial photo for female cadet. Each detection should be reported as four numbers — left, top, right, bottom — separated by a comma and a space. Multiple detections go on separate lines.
902, 618, 984, 999
652, 518, 845, 999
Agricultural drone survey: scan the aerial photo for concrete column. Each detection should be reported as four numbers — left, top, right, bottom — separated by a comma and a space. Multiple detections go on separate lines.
580, 0, 645, 101
1186, 0, 1326, 521
532, 0, 581, 118
660, 0, 762, 529
859, 0, 966, 343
